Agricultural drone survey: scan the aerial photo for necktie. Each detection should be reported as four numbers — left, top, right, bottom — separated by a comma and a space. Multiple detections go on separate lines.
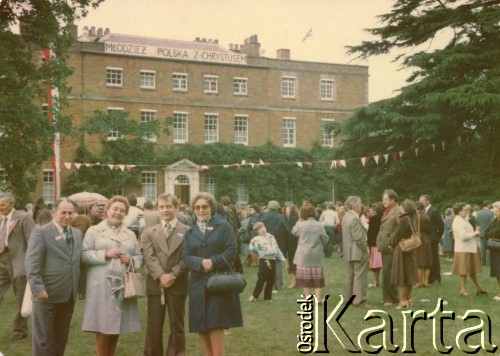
164, 222, 172, 248
63, 227, 73, 253
0, 217, 7, 254
198, 221, 207, 235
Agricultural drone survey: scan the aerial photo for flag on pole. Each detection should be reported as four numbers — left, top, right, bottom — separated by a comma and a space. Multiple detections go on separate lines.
302, 28, 312, 42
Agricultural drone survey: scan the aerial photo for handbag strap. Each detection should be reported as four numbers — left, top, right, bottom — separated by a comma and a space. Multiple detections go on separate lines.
221, 256, 236, 273
128, 259, 136, 273
407, 216, 416, 235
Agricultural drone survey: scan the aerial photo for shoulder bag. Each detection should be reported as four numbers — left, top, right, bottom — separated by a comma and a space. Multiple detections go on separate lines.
399, 216, 422, 252
124, 260, 145, 299
206, 256, 247, 294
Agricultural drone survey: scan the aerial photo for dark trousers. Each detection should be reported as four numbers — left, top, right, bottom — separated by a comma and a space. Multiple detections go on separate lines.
144, 292, 186, 356
382, 253, 398, 304
480, 237, 488, 266
429, 242, 441, 283
324, 226, 335, 257
0, 252, 28, 336
253, 259, 276, 300
32, 297, 75, 356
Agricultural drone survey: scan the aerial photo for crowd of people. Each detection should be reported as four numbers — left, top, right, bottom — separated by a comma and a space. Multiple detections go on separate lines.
0, 190, 498, 355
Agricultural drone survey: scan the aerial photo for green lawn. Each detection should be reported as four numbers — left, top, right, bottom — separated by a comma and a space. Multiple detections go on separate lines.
0, 254, 499, 355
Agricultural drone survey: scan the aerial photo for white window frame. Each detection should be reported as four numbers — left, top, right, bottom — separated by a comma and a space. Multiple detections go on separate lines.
203, 75, 218, 94
234, 114, 248, 145
233, 77, 248, 96
281, 76, 296, 99
141, 171, 157, 202
204, 113, 219, 143
106, 107, 124, 141
283, 117, 296, 147
43, 169, 55, 204
172, 111, 189, 144
236, 184, 249, 204
320, 78, 335, 101
172, 72, 188, 92
320, 119, 335, 147
140, 70, 156, 89
140, 109, 157, 142
106, 66, 123, 87
204, 175, 216, 196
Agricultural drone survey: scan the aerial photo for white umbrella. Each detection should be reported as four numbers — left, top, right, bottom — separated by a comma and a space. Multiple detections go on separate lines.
68, 191, 108, 207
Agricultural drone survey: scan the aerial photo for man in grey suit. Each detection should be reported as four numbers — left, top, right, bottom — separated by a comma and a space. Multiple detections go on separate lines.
143, 193, 189, 356
476, 200, 494, 265
25, 198, 82, 356
342, 196, 369, 306
0, 191, 34, 340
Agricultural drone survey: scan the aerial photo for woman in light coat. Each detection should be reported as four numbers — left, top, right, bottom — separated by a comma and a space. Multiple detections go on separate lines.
82, 195, 143, 356
452, 202, 486, 297
292, 203, 328, 301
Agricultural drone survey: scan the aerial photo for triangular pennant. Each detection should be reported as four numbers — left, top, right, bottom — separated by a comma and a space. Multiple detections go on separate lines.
415, 148, 419, 157
64, 162, 71, 169
361, 157, 367, 166
330, 161, 337, 169
119, 164, 125, 172
223, 164, 230, 168
305, 162, 313, 167
297, 162, 303, 168
383, 154, 389, 163
74, 163, 82, 169
113, 164, 120, 170
85, 163, 94, 168
399, 151, 404, 159
339, 160, 346, 167
249, 163, 255, 168
107, 164, 113, 170
241, 160, 246, 165
125, 165, 136, 172
391, 152, 398, 161
431, 144, 436, 152
441, 141, 445, 151
373, 155, 380, 164
457, 136, 462, 146
259, 159, 264, 165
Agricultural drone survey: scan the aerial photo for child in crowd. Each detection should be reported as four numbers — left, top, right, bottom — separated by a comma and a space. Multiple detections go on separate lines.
248, 222, 286, 303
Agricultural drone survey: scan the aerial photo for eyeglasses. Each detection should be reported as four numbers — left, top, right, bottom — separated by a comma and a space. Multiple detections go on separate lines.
194, 205, 210, 211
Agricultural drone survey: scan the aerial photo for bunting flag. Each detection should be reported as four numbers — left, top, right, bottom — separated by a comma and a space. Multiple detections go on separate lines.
415, 148, 419, 157
222, 164, 230, 168
118, 165, 125, 172
305, 162, 313, 167
431, 144, 436, 152
64, 162, 72, 169
373, 155, 380, 164
457, 136, 462, 146
297, 162, 303, 168
198, 165, 209, 171
330, 161, 337, 169
441, 141, 446, 151
391, 152, 398, 161
338, 160, 346, 168
249, 163, 255, 168
125, 165, 135, 172
361, 157, 367, 166
399, 151, 404, 159
74, 163, 81, 169
383, 154, 389, 163
107, 164, 113, 170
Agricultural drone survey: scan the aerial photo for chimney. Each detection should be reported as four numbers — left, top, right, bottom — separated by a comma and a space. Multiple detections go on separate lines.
240, 34, 260, 57
97, 27, 103, 37
277, 48, 290, 60
89, 26, 96, 36
65, 24, 78, 39
214, 39, 219, 44
104, 28, 110, 35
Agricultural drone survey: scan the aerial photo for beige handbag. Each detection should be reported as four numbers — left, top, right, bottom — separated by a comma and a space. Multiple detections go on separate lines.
399, 216, 422, 252
124, 261, 145, 299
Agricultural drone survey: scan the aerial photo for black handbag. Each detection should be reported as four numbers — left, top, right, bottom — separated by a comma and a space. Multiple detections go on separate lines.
205, 256, 247, 294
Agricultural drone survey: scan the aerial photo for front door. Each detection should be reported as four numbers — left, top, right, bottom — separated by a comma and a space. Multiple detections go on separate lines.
174, 175, 190, 204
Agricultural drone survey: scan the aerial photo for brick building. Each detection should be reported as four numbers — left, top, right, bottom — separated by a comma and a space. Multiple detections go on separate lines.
31, 25, 368, 205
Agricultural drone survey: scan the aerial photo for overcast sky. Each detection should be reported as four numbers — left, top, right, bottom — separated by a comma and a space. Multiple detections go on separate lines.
77, 0, 414, 103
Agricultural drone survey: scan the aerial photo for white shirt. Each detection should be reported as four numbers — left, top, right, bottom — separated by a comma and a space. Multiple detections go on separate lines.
162, 218, 178, 231
53, 221, 70, 240
1, 209, 14, 247
425, 204, 432, 214
319, 209, 339, 227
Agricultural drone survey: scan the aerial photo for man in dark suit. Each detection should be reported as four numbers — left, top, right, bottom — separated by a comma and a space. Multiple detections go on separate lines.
257, 200, 292, 291
476, 201, 494, 265
25, 198, 82, 356
0, 192, 35, 340
419, 194, 444, 284
143, 193, 189, 356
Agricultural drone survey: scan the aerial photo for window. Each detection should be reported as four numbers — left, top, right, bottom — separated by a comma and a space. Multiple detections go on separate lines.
107, 107, 124, 140
320, 79, 335, 101
205, 175, 216, 196
321, 120, 335, 147
236, 184, 249, 204
0, 169, 9, 191
173, 111, 188, 143
141, 171, 157, 202
203, 75, 218, 93
172, 72, 188, 91
283, 117, 296, 147
233, 77, 248, 95
281, 76, 296, 98
234, 115, 248, 145
204, 113, 219, 143
43, 170, 55, 204
140, 70, 156, 89
106, 67, 123, 87
141, 110, 157, 142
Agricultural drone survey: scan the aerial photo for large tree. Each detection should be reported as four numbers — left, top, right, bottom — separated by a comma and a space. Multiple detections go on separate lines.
0, 0, 102, 205
334, 0, 500, 208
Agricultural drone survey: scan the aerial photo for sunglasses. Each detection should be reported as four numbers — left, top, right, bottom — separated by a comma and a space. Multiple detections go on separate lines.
194, 204, 210, 211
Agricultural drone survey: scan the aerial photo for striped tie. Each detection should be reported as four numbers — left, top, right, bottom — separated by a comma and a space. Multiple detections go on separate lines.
198, 221, 207, 235
0, 217, 7, 254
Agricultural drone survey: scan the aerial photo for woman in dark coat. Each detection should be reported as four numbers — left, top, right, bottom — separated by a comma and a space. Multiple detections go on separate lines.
284, 204, 299, 288
391, 199, 418, 309
367, 203, 384, 288
485, 201, 500, 301
182, 192, 243, 356
415, 201, 432, 287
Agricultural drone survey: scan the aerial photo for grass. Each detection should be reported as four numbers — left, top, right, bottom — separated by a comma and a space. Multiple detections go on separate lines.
0, 253, 499, 355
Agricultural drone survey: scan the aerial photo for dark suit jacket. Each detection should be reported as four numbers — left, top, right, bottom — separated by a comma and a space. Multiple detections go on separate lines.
376, 205, 402, 254
426, 206, 444, 244
25, 222, 83, 303
143, 220, 189, 296
4, 209, 34, 279
257, 209, 292, 257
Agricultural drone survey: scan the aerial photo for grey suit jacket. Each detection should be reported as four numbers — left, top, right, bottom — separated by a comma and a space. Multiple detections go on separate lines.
342, 210, 368, 262
25, 222, 83, 303
376, 205, 402, 254
4, 209, 34, 279
143, 220, 189, 296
